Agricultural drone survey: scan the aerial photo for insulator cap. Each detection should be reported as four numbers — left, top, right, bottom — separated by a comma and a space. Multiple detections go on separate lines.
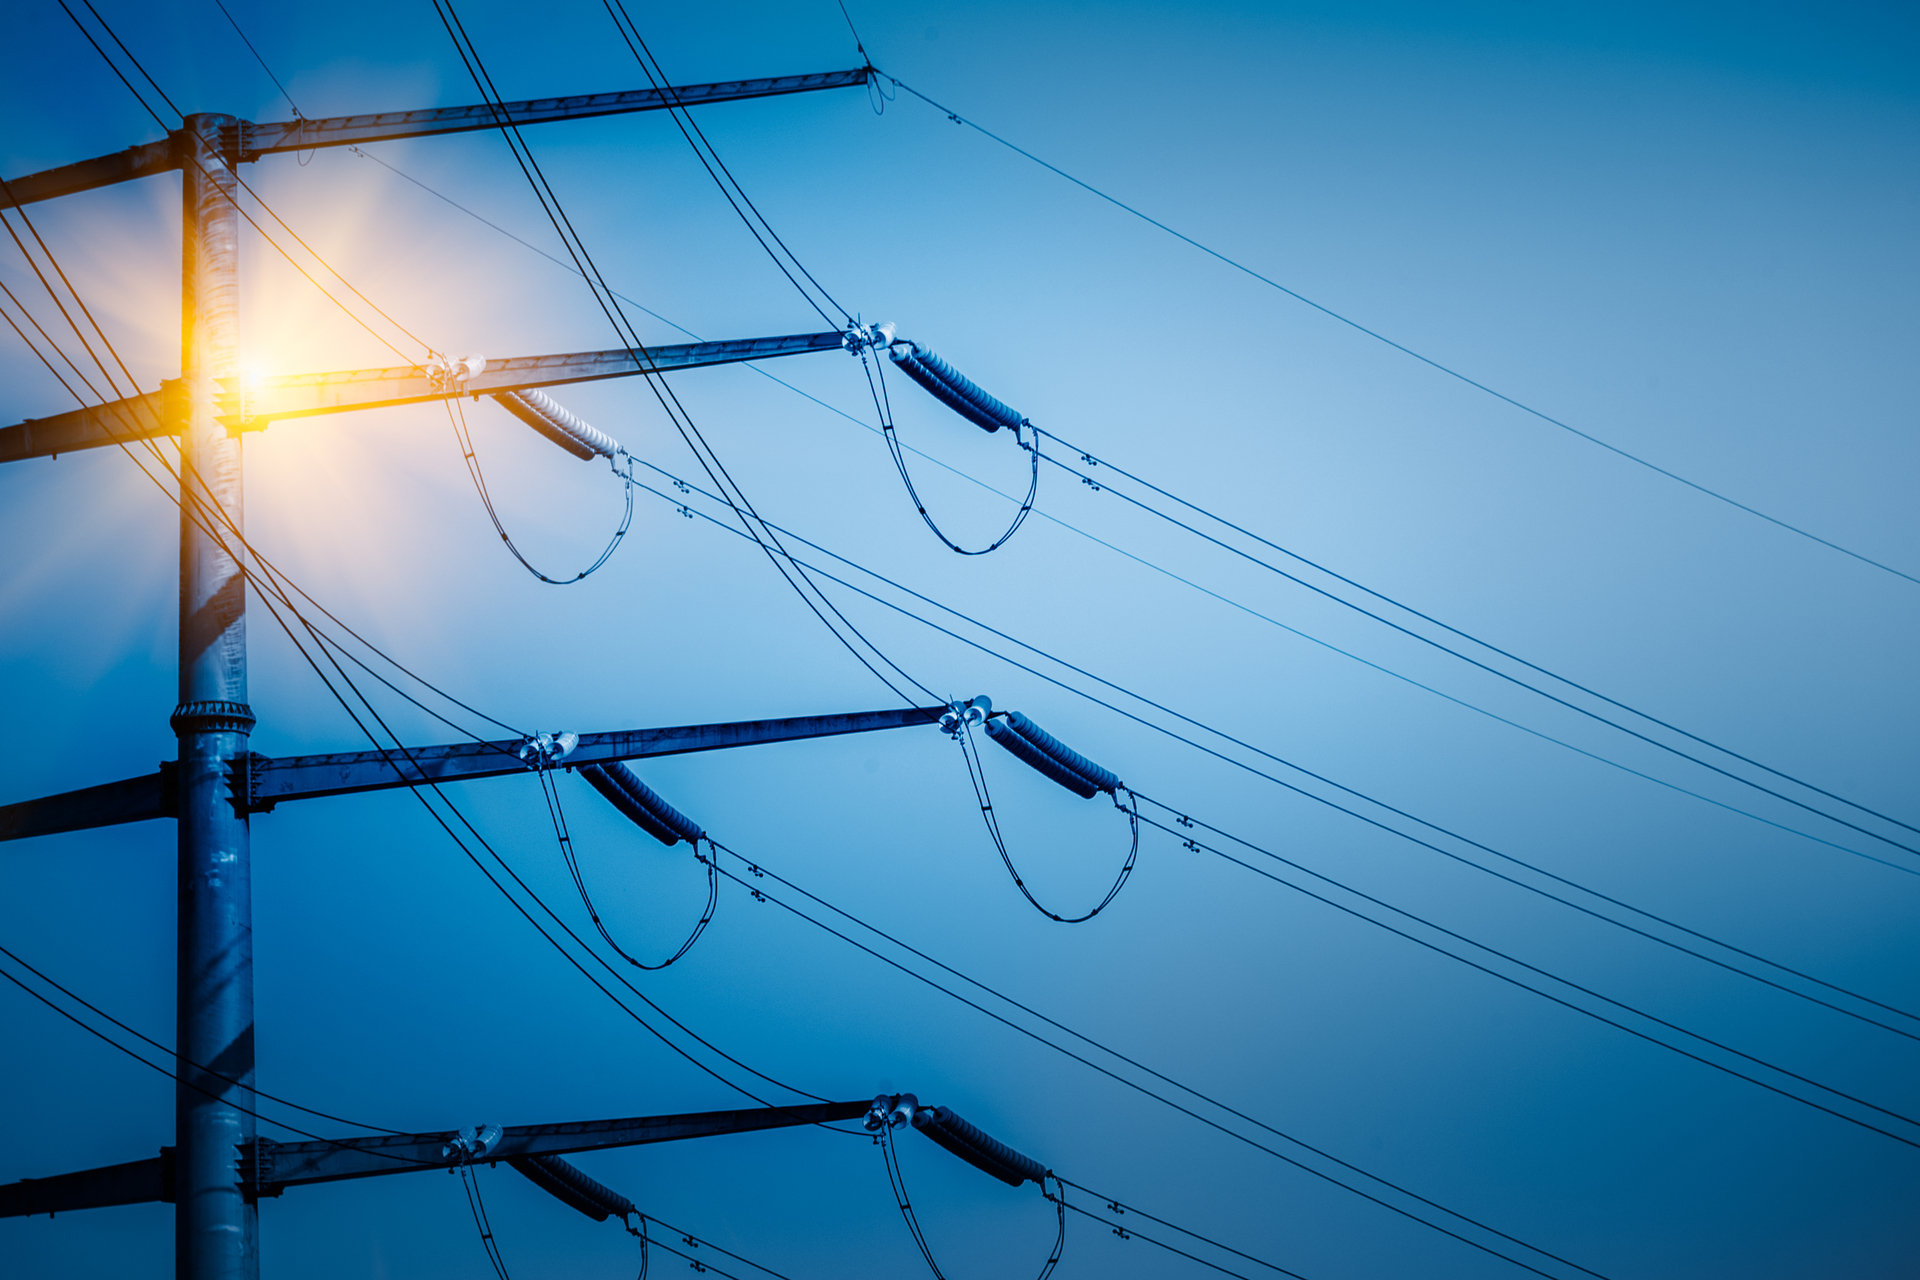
508, 1154, 636, 1223
888, 342, 1026, 433
580, 762, 705, 846
493, 388, 622, 459
911, 1105, 1047, 1187
983, 712, 1120, 798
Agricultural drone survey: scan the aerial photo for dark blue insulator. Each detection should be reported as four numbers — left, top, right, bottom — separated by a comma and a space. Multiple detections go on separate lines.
984, 718, 1100, 798
508, 1153, 636, 1222
1003, 711, 1122, 795
889, 343, 1026, 433
983, 713, 1121, 798
579, 762, 705, 846
911, 1105, 1047, 1187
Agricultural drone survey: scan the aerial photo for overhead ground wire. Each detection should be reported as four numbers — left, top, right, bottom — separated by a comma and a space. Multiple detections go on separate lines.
56, 0, 432, 364
210, 0, 302, 119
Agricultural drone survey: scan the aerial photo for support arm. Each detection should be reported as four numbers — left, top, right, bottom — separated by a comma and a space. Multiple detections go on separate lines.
0, 706, 943, 842
0, 70, 866, 208
0, 331, 849, 464
0, 1100, 867, 1217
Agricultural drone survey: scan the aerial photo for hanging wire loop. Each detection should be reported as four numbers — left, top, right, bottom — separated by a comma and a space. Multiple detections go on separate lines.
878, 1115, 1065, 1280
955, 715, 1140, 923
447, 395, 636, 584
535, 759, 718, 971
855, 339, 1040, 555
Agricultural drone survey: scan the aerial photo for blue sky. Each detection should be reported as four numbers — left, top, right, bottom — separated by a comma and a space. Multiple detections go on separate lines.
2, 2, 1916, 1277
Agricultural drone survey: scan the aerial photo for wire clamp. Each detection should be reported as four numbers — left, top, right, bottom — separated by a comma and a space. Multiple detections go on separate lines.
424, 352, 486, 393
516, 732, 578, 768
441, 1124, 502, 1165
938, 695, 991, 737
864, 1093, 920, 1132
843, 318, 896, 354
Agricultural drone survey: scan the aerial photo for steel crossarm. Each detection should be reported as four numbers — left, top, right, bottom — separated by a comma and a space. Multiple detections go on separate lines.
0, 331, 848, 464
0, 1100, 869, 1216
0, 706, 944, 842
0, 69, 867, 208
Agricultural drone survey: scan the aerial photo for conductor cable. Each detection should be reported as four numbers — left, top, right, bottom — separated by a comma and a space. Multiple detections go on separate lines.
878, 70, 1920, 589
698, 850, 1600, 1280
625, 460, 1920, 1029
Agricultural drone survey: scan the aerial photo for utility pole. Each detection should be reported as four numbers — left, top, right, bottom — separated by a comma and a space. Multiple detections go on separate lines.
0, 68, 871, 1280
173, 112, 258, 1280
3, 62, 1080, 1280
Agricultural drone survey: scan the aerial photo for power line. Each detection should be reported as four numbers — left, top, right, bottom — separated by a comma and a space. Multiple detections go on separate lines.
1036, 432, 1920, 854
0, 239, 1632, 1278
952, 718, 1141, 923
209, 0, 301, 118
1121, 806, 1920, 1145
0, 273, 1586, 1274
1059, 1177, 1311, 1280
431, 0, 932, 705
0, 942, 407, 1137
535, 762, 718, 970
876, 71, 1920, 590
601, 0, 852, 327
444, 395, 637, 583
1057, 1197, 1283, 1280
54, 0, 430, 363
0, 219, 848, 1137
622, 457, 1919, 1031
329, 144, 1897, 869
699, 848, 1602, 1280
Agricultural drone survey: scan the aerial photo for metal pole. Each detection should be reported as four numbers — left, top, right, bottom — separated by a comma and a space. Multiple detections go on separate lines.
172, 113, 258, 1280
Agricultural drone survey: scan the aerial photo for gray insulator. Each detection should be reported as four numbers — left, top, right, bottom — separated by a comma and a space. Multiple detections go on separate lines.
493, 388, 622, 460
910, 1105, 1047, 1187
580, 762, 705, 846
888, 342, 1026, 433
508, 1154, 636, 1223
